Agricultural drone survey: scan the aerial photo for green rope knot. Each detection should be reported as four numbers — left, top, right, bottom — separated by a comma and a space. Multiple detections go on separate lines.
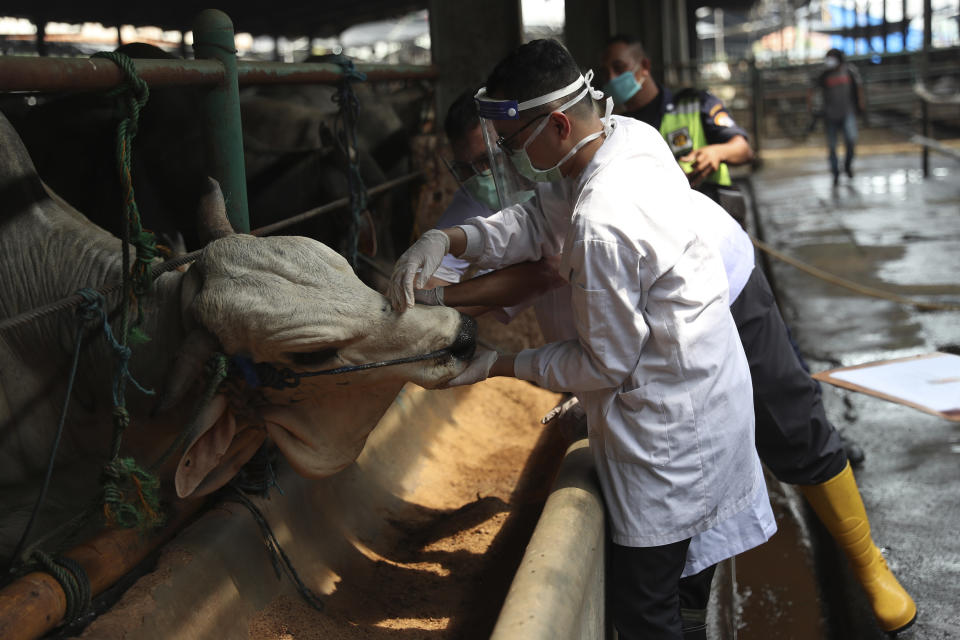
29, 550, 92, 623
111, 405, 131, 432
90, 50, 156, 334
92, 50, 150, 115
131, 229, 159, 297
102, 457, 162, 529
206, 352, 229, 382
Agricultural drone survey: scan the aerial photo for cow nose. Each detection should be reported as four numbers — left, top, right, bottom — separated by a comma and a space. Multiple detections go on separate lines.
450, 313, 477, 361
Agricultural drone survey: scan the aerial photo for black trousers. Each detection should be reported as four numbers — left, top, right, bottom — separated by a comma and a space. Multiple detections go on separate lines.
609, 539, 717, 639
731, 268, 847, 484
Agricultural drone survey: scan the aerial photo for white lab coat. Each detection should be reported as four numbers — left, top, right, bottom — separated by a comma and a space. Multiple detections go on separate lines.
459, 116, 765, 548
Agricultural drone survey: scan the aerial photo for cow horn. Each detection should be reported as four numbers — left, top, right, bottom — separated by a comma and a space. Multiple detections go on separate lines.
152, 327, 221, 416
197, 177, 235, 246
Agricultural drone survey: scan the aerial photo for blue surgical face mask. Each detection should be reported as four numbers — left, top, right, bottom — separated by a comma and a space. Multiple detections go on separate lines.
603, 69, 644, 106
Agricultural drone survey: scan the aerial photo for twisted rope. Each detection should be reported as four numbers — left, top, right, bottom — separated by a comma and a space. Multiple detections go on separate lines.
331, 55, 369, 270
3, 291, 103, 575
90, 50, 157, 335
70, 288, 158, 529
101, 455, 161, 529
82, 52, 165, 529
29, 551, 92, 623
222, 486, 325, 612
751, 237, 960, 312
229, 445, 283, 498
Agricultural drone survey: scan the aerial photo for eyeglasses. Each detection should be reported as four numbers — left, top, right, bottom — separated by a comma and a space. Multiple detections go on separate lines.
495, 114, 548, 156
442, 155, 491, 183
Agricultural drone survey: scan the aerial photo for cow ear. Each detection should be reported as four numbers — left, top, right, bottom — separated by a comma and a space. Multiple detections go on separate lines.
174, 395, 267, 498
197, 177, 235, 246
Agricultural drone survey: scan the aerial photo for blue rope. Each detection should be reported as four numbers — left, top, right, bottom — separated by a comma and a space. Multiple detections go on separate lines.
331, 55, 370, 270
75, 289, 153, 406
3, 293, 103, 574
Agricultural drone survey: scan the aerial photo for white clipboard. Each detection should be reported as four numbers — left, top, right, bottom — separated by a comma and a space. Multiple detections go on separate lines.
812, 352, 960, 422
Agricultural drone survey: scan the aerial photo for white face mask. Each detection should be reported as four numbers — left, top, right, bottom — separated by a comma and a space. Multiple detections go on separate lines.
825, 56, 840, 69
507, 70, 613, 183
509, 106, 605, 182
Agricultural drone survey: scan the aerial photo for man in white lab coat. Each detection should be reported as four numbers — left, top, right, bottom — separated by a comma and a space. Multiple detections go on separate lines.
389, 39, 773, 639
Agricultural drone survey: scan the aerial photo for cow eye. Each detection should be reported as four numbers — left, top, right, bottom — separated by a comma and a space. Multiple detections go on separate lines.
288, 349, 339, 367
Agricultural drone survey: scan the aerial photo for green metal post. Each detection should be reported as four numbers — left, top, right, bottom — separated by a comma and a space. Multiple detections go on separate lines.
192, 9, 249, 233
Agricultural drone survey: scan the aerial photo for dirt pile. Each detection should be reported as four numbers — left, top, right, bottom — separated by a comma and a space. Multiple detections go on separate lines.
238, 377, 564, 639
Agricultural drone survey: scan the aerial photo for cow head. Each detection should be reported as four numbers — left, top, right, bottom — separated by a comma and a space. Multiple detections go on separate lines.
166, 180, 475, 497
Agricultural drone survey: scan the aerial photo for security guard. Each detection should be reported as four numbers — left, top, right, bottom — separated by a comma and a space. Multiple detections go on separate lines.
600, 34, 752, 226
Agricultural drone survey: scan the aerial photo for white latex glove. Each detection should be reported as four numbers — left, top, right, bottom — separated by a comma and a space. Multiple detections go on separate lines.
413, 286, 445, 306
444, 348, 498, 388
388, 229, 451, 311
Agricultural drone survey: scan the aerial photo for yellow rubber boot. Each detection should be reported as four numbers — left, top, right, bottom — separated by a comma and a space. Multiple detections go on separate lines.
800, 462, 917, 634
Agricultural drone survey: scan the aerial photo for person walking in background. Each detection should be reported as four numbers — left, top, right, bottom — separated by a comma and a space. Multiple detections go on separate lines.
811, 48, 865, 186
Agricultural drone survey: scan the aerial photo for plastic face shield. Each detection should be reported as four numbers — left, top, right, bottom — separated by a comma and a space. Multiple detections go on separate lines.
473, 73, 612, 207
473, 87, 535, 211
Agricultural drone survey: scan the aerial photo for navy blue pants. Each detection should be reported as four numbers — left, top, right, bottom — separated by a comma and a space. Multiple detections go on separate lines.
731, 268, 847, 484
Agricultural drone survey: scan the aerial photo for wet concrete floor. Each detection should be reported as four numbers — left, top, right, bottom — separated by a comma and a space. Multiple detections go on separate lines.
733, 140, 960, 639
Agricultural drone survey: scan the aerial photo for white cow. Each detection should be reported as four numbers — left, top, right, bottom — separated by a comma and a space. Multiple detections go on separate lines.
0, 111, 473, 561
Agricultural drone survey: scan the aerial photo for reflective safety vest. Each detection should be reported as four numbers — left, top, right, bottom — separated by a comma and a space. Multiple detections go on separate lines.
659, 91, 732, 187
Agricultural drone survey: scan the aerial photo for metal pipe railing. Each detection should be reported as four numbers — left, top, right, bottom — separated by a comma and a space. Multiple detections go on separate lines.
192, 9, 249, 231
0, 56, 438, 93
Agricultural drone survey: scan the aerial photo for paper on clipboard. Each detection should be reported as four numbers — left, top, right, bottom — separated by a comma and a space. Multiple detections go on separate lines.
813, 352, 960, 422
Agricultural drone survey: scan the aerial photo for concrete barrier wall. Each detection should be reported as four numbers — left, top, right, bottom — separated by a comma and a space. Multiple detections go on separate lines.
490, 439, 609, 640
77, 379, 565, 639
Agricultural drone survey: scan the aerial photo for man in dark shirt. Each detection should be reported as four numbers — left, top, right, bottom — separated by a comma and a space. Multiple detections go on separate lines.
810, 48, 865, 185
599, 34, 753, 224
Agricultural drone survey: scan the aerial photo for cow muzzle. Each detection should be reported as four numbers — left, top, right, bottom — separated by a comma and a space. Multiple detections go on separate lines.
450, 313, 477, 361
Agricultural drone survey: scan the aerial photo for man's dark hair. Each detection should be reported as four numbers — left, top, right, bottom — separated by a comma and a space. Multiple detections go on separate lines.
444, 88, 480, 144
826, 48, 845, 62
606, 33, 647, 60
484, 39, 595, 120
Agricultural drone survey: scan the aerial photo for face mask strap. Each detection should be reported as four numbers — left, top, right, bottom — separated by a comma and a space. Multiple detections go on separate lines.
522, 85, 591, 150
583, 69, 614, 134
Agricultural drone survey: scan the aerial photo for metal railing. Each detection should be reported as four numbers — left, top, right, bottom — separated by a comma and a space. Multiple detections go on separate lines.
0, 8, 436, 233
913, 82, 960, 176
0, 56, 437, 92
0, 10, 438, 638
690, 47, 960, 152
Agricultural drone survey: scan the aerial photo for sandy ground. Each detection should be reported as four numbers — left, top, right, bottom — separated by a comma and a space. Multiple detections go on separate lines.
245, 377, 564, 640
